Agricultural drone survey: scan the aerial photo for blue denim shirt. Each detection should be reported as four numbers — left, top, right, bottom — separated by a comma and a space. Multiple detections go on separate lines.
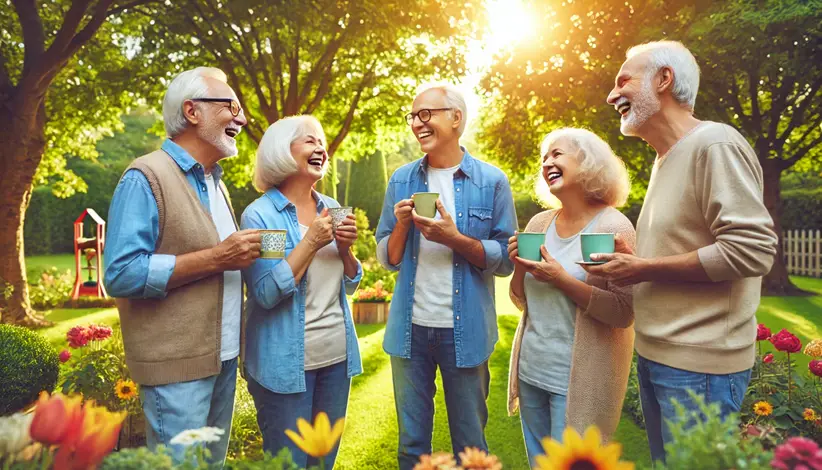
375, 149, 517, 367
104, 139, 225, 298
241, 188, 364, 394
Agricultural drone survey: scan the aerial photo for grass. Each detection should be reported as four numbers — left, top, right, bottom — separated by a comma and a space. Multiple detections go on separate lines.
26, 253, 77, 280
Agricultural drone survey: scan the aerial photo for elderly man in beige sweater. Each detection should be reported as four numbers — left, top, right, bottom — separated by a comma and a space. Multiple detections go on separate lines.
585, 41, 777, 462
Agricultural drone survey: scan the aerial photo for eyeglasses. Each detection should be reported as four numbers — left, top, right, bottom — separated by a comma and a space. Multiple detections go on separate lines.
404, 108, 453, 126
191, 98, 242, 117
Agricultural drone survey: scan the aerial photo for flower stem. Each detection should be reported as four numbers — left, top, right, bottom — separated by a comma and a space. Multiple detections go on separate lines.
787, 352, 792, 405
320, 458, 326, 470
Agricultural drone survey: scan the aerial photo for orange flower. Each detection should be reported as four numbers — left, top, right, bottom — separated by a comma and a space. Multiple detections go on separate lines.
754, 401, 773, 416
804, 408, 818, 422
414, 451, 457, 470
55, 403, 126, 470
459, 447, 503, 470
29, 392, 84, 447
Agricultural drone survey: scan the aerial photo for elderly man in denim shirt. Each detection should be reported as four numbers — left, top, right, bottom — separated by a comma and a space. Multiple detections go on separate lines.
375, 84, 517, 468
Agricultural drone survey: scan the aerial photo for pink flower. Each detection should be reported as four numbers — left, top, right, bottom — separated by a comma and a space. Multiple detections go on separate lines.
763, 353, 774, 363
88, 324, 112, 342
771, 437, 822, 470
756, 323, 771, 341
770, 329, 802, 353
59, 350, 71, 363
810, 360, 822, 378
66, 326, 91, 349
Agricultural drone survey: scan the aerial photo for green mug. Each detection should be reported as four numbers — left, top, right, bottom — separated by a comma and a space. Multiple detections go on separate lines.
412, 192, 439, 218
580, 233, 615, 264
516, 232, 545, 262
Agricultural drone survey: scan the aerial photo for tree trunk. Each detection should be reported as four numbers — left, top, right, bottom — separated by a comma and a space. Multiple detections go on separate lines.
0, 93, 51, 326
760, 159, 812, 296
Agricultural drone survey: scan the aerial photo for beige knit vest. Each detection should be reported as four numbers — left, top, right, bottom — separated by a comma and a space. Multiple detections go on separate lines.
116, 150, 226, 386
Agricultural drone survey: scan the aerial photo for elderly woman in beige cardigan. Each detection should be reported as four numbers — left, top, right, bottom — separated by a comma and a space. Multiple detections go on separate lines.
506, 128, 635, 466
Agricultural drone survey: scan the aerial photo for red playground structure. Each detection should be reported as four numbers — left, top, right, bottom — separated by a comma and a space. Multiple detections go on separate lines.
71, 208, 108, 300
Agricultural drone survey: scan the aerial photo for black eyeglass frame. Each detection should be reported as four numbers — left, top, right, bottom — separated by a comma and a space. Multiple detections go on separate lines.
191, 98, 242, 117
404, 107, 454, 126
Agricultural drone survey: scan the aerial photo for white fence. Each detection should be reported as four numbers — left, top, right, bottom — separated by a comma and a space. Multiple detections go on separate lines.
784, 229, 822, 278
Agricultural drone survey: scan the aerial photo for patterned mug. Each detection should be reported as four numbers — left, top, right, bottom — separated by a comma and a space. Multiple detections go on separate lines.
260, 229, 287, 259
329, 207, 354, 233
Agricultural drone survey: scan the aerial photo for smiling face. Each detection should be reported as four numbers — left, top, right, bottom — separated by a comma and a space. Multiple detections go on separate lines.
542, 136, 582, 197
607, 53, 661, 137
289, 124, 328, 183
409, 88, 461, 154
193, 78, 247, 158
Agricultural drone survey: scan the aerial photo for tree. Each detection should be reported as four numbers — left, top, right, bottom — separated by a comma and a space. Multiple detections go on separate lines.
0, 0, 154, 325
478, 0, 821, 295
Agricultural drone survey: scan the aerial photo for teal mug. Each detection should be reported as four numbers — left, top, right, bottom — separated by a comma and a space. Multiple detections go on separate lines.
516, 232, 545, 262
580, 233, 615, 264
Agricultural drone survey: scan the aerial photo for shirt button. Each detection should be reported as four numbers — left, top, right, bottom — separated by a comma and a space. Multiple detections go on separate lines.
202, 186, 206, 191
456, 316, 460, 320
458, 213, 463, 217
456, 188, 460, 192
455, 263, 459, 267
410, 281, 414, 286
455, 289, 459, 294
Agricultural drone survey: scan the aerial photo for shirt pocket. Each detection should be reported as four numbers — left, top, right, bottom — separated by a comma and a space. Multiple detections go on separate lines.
468, 206, 493, 240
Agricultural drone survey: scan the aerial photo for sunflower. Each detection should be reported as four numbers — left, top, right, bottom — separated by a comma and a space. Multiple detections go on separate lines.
115, 379, 137, 400
804, 408, 818, 422
534, 426, 635, 470
753, 401, 773, 416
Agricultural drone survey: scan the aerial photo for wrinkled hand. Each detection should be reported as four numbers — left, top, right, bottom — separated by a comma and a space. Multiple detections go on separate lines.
303, 208, 334, 251
214, 229, 261, 270
582, 235, 646, 286
394, 199, 415, 228
335, 214, 358, 254
517, 246, 565, 283
413, 200, 460, 245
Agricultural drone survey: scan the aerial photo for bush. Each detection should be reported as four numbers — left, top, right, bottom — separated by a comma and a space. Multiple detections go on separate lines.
781, 187, 822, 229
351, 208, 396, 292
622, 354, 645, 429
0, 324, 59, 415
100, 446, 174, 470
28, 267, 73, 310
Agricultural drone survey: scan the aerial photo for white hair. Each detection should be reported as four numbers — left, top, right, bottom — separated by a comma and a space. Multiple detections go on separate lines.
162, 67, 228, 138
414, 83, 469, 136
535, 128, 631, 208
254, 115, 326, 191
626, 40, 700, 110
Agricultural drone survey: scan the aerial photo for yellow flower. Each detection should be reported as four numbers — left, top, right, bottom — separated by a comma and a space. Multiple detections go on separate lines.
753, 401, 773, 416
804, 408, 818, 421
459, 446, 503, 470
534, 426, 635, 470
804, 339, 822, 358
115, 379, 138, 400
284, 412, 344, 459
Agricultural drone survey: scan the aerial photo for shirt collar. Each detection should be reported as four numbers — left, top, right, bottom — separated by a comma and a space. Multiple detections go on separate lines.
264, 186, 328, 213
161, 139, 224, 180
417, 146, 475, 179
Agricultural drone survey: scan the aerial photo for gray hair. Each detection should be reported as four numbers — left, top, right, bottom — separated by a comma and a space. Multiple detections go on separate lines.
162, 67, 228, 138
535, 128, 631, 208
626, 41, 700, 110
415, 83, 469, 136
254, 115, 327, 191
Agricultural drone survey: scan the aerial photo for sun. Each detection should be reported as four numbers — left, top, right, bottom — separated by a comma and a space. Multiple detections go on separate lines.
484, 0, 537, 53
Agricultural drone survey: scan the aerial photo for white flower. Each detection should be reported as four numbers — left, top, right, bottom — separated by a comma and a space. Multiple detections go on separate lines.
0, 413, 33, 455
170, 427, 225, 446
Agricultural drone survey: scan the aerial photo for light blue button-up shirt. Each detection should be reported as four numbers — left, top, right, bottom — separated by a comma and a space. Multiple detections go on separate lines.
104, 139, 224, 298
375, 149, 517, 367
241, 188, 363, 394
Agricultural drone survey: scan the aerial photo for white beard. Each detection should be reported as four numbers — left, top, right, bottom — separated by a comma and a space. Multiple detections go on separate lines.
620, 76, 661, 136
197, 118, 238, 158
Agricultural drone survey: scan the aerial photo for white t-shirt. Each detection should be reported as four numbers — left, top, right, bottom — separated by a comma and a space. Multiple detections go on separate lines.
412, 164, 460, 328
204, 173, 243, 361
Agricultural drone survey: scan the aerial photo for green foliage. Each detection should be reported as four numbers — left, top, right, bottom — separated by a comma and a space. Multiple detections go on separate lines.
228, 377, 263, 461
226, 448, 302, 470
350, 208, 396, 292
101, 446, 175, 470
28, 268, 74, 310
346, 151, 389, 229
647, 392, 773, 470
781, 187, 822, 229
622, 354, 645, 430
59, 329, 133, 413
0, 325, 59, 415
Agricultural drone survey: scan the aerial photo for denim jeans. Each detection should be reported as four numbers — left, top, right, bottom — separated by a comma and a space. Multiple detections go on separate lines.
391, 324, 491, 470
246, 361, 351, 469
140, 357, 238, 466
637, 355, 751, 462
518, 379, 567, 468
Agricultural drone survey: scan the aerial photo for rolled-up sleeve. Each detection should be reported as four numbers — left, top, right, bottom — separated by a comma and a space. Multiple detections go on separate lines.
695, 143, 778, 281
241, 208, 297, 310
483, 178, 517, 276
103, 170, 176, 299
375, 180, 402, 271
344, 261, 363, 295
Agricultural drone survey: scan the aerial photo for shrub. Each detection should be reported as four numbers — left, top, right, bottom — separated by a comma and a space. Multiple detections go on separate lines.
0, 324, 59, 415
100, 446, 174, 470
228, 376, 263, 461
621, 354, 645, 429
28, 267, 73, 310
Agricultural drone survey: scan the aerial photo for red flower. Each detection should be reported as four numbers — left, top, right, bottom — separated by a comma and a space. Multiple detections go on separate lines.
88, 324, 112, 342
59, 350, 72, 363
763, 353, 774, 363
769, 329, 802, 353
810, 360, 822, 378
66, 326, 90, 349
756, 323, 772, 341
771, 437, 822, 470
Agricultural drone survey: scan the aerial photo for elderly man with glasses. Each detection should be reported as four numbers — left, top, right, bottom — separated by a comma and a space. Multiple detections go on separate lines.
104, 67, 260, 465
375, 84, 517, 469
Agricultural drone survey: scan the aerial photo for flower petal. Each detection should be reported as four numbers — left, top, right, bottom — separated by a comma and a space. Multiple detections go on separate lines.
284, 428, 316, 457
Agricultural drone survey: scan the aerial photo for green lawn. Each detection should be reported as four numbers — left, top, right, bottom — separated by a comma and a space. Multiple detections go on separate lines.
26, 253, 77, 280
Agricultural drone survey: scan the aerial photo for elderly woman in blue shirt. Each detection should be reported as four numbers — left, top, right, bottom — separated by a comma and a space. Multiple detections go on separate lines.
241, 115, 363, 469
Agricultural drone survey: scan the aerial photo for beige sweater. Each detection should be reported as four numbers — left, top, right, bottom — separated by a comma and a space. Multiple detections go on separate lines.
634, 122, 777, 375
507, 207, 636, 441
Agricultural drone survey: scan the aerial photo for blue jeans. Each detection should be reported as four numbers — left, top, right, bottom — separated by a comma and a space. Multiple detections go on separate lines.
246, 361, 351, 469
637, 355, 751, 463
140, 357, 238, 465
518, 379, 567, 468
391, 324, 491, 470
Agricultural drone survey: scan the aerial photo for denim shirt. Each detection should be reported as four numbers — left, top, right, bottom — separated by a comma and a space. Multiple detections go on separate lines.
375, 149, 517, 367
104, 139, 227, 298
241, 188, 364, 394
